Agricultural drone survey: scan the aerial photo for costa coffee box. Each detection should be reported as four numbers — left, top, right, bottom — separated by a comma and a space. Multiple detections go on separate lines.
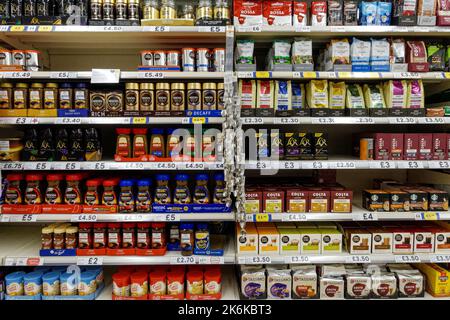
293, 1, 308, 26
373, 133, 390, 160
263, 0, 293, 26
311, 1, 327, 26
432, 133, 448, 160
392, 229, 413, 253
412, 228, 435, 253
245, 189, 262, 214
286, 189, 309, 213
234, 0, 263, 26
330, 190, 352, 213
418, 133, 432, 160
389, 133, 404, 160
308, 189, 330, 213
404, 133, 419, 160
263, 189, 285, 213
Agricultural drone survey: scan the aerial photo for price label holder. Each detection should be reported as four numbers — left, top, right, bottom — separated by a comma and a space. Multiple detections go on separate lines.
5, 257, 42, 266
155, 214, 180, 222
64, 162, 81, 170
394, 255, 421, 263
415, 212, 440, 221
237, 25, 261, 32
353, 212, 378, 221
428, 161, 450, 169
369, 161, 395, 169
9, 214, 37, 222
197, 256, 225, 264
77, 256, 103, 265
56, 118, 82, 124
302, 161, 328, 170
24, 162, 49, 170
199, 26, 225, 33
121, 214, 145, 222
146, 26, 170, 32
418, 117, 445, 124
254, 213, 271, 222
242, 117, 263, 125
282, 213, 307, 222
431, 255, 450, 263
155, 162, 176, 169
346, 255, 371, 264
103, 26, 123, 32
1, 162, 24, 170
245, 256, 272, 264
353, 117, 375, 124
389, 117, 416, 124
282, 161, 297, 169
182, 162, 205, 170
3, 71, 31, 79
50, 72, 78, 79
285, 255, 310, 264
397, 161, 424, 169
139, 72, 164, 79
236, 72, 254, 78
10, 26, 25, 32
71, 214, 98, 222
302, 72, 317, 79
329, 161, 356, 169
131, 117, 147, 124
0, 215, 10, 222
274, 117, 300, 124
191, 117, 206, 124
312, 117, 335, 124
171, 256, 196, 264
94, 162, 109, 170
91, 69, 120, 84
255, 71, 270, 78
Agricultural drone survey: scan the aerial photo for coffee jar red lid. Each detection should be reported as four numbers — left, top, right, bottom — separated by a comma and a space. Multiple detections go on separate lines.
116, 128, 131, 135
204, 270, 221, 282
137, 223, 151, 229
7, 174, 23, 181
122, 223, 136, 229
93, 223, 107, 229
132, 128, 148, 135
108, 223, 121, 229
150, 270, 166, 282
103, 179, 118, 187
167, 270, 184, 283
47, 174, 64, 181
66, 174, 83, 181
86, 179, 102, 187
26, 174, 44, 181
112, 272, 130, 286
187, 271, 203, 282
78, 223, 93, 229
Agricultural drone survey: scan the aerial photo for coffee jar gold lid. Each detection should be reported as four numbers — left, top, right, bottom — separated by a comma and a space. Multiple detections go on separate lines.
140, 83, 154, 90
1, 82, 13, 88
126, 83, 139, 90
202, 82, 216, 89
156, 82, 170, 90
15, 83, 28, 88
103, 0, 115, 3
31, 83, 44, 88
171, 83, 185, 90
217, 82, 224, 89
187, 82, 201, 90
45, 83, 58, 88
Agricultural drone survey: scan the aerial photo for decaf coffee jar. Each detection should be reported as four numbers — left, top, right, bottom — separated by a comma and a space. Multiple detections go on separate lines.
170, 83, 185, 111
155, 83, 170, 111
139, 83, 154, 112
29, 83, 44, 109
217, 82, 224, 110
44, 83, 58, 109
59, 83, 73, 109
187, 83, 201, 110
125, 83, 139, 111
13, 83, 28, 109
103, 0, 115, 21
128, 0, 139, 20
202, 82, 217, 110
90, 0, 102, 20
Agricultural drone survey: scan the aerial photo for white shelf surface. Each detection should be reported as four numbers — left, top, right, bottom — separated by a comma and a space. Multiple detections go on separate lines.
0, 161, 224, 171
245, 158, 450, 170
244, 206, 450, 222
0, 212, 236, 223
0, 116, 224, 125
241, 117, 449, 125
0, 226, 235, 266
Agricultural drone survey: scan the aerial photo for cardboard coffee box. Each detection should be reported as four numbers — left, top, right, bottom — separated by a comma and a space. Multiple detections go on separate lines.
373, 133, 390, 160
321, 229, 343, 253
330, 190, 353, 213
245, 189, 262, 214
346, 229, 372, 254
387, 190, 410, 212
237, 224, 258, 255
286, 189, 308, 213
300, 228, 321, 254
368, 228, 393, 254
285, 132, 301, 160
309, 190, 330, 213
412, 228, 435, 253
404, 133, 419, 160
389, 133, 404, 160
258, 227, 280, 255
299, 132, 314, 160
313, 133, 328, 160
279, 228, 301, 255
402, 188, 428, 211
432, 133, 448, 160
392, 229, 413, 253
419, 133, 433, 160
363, 190, 390, 212
263, 190, 285, 213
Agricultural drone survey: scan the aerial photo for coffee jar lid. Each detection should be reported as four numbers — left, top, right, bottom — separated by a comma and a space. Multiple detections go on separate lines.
140, 82, 154, 90
126, 83, 139, 90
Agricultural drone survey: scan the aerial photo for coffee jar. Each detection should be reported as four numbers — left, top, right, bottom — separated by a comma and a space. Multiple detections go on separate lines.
139, 82, 154, 112
125, 83, 139, 111
155, 83, 170, 111
170, 83, 185, 111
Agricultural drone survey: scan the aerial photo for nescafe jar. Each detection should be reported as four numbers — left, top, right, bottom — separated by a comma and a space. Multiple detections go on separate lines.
25, 174, 44, 205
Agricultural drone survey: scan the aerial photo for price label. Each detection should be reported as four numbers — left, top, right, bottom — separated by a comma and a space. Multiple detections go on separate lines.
397, 161, 423, 169
5, 257, 42, 266
71, 214, 97, 222
77, 256, 103, 265
38, 26, 53, 32
302, 72, 316, 78
237, 72, 254, 78
160, 214, 179, 222
420, 117, 445, 124
422, 212, 439, 221
199, 26, 224, 33
282, 214, 307, 222
10, 26, 25, 32
57, 117, 82, 124
277, 118, 300, 124
2, 162, 24, 170
353, 212, 378, 221
256, 161, 270, 169
294, 26, 310, 32
50, 72, 77, 79
15, 117, 27, 124
429, 161, 450, 169
155, 162, 176, 169
0, 25, 10, 31
91, 68, 120, 84
1, 215, 10, 222
121, 214, 144, 222
242, 117, 263, 124
354, 117, 374, 124
255, 213, 270, 222
125, 162, 144, 169
286, 255, 310, 264
171, 256, 196, 264
5, 71, 31, 78
283, 161, 295, 169
312, 117, 335, 124
183, 162, 205, 170
191, 117, 206, 124
292, 72, 301, 79
395, 255, 421, 263
346, 255, 371, 263
431, 255, 450, 263
303, 161, 328, 169
389, 117, 416, 124
34, 162, 49, 170
238, 25, 261, 32
399, 72, 420, 78
370, 161, 394, 169
94, 162, 107, 170
255, 71, 270, 78
103, 26, 123, 31
247, 256, 271, 264
140, 72, 164, 79
9, 214, 37, 222
65, 162, 80, 170
132, 117, 147, 124
197, 256, 225, 264
332, 161, 356, 169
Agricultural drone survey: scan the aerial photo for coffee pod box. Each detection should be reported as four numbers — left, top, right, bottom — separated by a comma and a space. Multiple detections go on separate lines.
236, 224, 258, 255
300, 228, 322, 254
368, 228, 393, 254
279, 228, 301, 255
258, 228, 280, 255
320, 229, 343, 253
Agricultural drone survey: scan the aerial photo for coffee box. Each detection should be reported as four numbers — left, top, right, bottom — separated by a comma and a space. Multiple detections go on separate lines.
404, 133, 419, 160
286, 189, 308, 213
293, 1, 308, 26
237, 224, 258, 255
270, 131, 284, 160
419, 133, 433, 160
434, 228, 450, 253
389, 133, 404, 160
258, 228, 280, 255
299, 132, 314, 160
245, 189, 262, 214
369, 228, 393, 254
392, 229, 413, 253
413, 263, 450, 297
371, 273, 398, 299
388, 190, 410, 212
285, 132, 301, 160
267, 269, 292, 299
300, 228, 321, 254
313, 133, 328, 160
345, 274, 372, 299
241, 268, 266, 299
311, 1, 328, 26
359, 138, 374, 160
321, 229, 343, 253
413, 229, 435, 253
292, 266, 318, 299
397, 271, 425, 298
320, 277, 344, 299
263, 0, 293, 26
347, 229, 372, 254
309, 190, 330, 213
330, 190, 352, 213
263, 190, 285, 213
234, 0, 263, 26
279, 228, 301, 254
426, 189, 449, 211
373, 133, 390, 160
432, 133, 448, 160
363, 190, 390, 212
403, 188, 428, 211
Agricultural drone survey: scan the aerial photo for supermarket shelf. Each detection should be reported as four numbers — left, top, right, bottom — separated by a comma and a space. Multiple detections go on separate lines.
241, 117, 449, 125
0, 161, 225, 171
0, 71, 225, 80
235, 25, 450, 37
0, 212, 236, 223
245, 159, 450, 170
244, 206, 450, 222
0, 116, 224, 125
237, 253, 450, 265
236, 71, 449, 80
0, 226, 236, 266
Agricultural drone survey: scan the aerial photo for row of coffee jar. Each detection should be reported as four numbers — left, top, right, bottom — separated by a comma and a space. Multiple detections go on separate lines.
140, 48, 225, 72
125, 82, 224, 111
0, 82, 89, 109
90, 0, 140, 21
0, 49, 40, 71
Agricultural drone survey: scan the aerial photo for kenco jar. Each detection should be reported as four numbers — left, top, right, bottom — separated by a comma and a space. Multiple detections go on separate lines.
44, 83, 58, 109
93, 223, 107, 249
107, 223, 122, 249
64, 174, 83, 205
29, 83, 44, 109
14, 83, 28, 109
78, 223, 93, 249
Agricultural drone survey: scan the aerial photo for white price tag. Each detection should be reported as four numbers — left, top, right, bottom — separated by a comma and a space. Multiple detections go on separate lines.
15, 117, 27, 124
303, 161, 328, 169
255, 161, 271, 170
389, 117, 416, 124
275, 117, 300, 124
292, 72, 301, 78
50, 72, 77, 79
171, 256, 196, 264
182, 162, 205, 170
103, 26, 123, 31
65, 162, 81, 170
7, 257, 42, 266
242, 117, 263, 124
124, 162, 144, 169
4, 71, 31, 78
157, 213, 179, 222
56, 117, 82, 124
431, 255, 450, 263
77, 256, 103, 265
353, 212, 378, 221
2, 162, 24, 170
34, 162, 49, 170
428, 161, 450, 169
71, 214, 97, 222
353, 117, 374, 124
346, 255, 371, 263
197, 256, 225, 264
155, 162, 176, 169
397, 161, 424, 169
199, 26, 224, 32
369, 161, 395, 169
139, 72, 164, 79
91, 68, 120, 84
10, 214, 37, 222
1, 215, 10, 222
294, 26, 310, 32
4, 257, 15, 266
312, 117, 335, 124
330, 161, 356, 169
94, 162, 108, 170
121, 214, 145, 222
237, 72, 254, 78
246, 256, 271, 264
282, 213, 307, 221
286, 255, 310, 264
283, 161, 296, 169
419, 117, 445, 124
238, 25, 261, 32
394, 255, 421, 263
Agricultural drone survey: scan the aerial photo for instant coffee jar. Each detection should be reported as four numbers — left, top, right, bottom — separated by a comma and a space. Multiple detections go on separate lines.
155, 83, 170, 111
125, 83, 139, 111
140, 83, 154, 112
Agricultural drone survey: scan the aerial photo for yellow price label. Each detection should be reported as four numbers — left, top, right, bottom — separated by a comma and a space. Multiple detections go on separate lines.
10, 26, 25, 32
338, 72, 352, 78
255, 214, 270, 222
192, 117, 206, 124
444, 73, 450, 79
132, 117, 147, 124
303, 72, 316, 79
38, 26, 53, 32
255, 71, 270, 78
423, 212, 439, 220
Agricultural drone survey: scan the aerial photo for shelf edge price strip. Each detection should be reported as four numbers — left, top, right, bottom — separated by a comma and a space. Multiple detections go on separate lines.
246, 256, 272, 264
286, 255, 310, 264
170, 256, 196, 265
394, 255, 421, 263
431, 255, 450, 263
346, 255, 371, 264
71, 214, 98, 222
77, 256, 104, 265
